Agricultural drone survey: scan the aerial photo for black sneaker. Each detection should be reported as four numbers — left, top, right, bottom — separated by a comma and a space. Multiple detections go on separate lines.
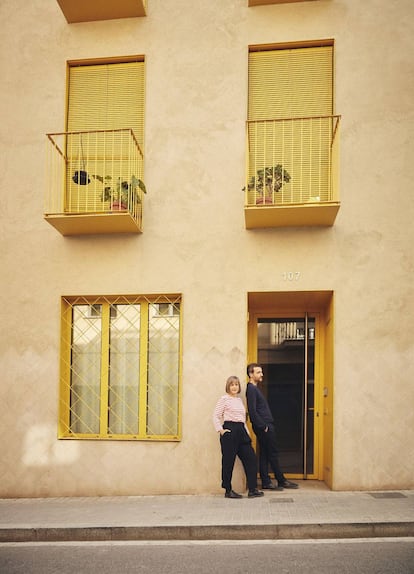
248, 489, 264, 498
279, 480, 299, 489
225, 490, 243, 499
262, 482, 284, 491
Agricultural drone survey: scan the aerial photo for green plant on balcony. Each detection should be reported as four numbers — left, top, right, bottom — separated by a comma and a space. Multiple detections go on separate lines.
93, 175, 146, 210
245, 164, 291, 204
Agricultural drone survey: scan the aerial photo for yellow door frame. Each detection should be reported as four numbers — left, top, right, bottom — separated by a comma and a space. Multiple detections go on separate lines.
247, 291, 334, 484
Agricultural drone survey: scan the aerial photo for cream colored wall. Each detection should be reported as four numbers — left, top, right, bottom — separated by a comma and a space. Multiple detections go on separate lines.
0, 0, 413, 497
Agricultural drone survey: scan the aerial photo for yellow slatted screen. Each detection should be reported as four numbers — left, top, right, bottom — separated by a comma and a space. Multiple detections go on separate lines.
248, 46, 333, 120
66, 61, 145, 212
248, 46, 334, 204
68, 61, 144, 139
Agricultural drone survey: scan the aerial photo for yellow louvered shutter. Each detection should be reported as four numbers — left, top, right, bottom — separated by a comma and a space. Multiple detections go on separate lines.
248, 46, 333, 120
66, 61, 145, 212
68, 61, 145, 143
247, 46, 334, 204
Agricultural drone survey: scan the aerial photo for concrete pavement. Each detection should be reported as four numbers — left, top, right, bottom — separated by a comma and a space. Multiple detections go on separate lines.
0, 482, 413, 542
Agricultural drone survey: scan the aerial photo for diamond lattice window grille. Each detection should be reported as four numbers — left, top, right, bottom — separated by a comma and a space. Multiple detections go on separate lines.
59, 294, 182, 440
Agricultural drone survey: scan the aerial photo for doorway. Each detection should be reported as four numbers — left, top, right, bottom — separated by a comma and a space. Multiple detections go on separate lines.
257, 315, 316, 478
248, 292, 334, 484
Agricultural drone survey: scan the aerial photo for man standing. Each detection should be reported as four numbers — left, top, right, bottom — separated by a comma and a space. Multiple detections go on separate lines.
246, 363, 299, 490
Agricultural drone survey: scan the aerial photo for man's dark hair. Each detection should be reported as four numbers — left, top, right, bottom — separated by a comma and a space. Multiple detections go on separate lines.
247, 362, 260, 377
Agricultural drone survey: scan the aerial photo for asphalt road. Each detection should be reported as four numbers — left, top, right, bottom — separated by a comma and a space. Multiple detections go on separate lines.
0, 538, 413, 574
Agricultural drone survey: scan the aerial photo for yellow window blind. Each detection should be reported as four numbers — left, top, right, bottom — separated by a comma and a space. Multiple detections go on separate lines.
248, 45, 333, 120
65, 61, 145, 212
68, 61, 145, 144
247, 45, 334, 204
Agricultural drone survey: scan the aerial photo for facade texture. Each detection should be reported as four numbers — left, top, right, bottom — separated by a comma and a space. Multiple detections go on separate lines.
1, 0, 413, 497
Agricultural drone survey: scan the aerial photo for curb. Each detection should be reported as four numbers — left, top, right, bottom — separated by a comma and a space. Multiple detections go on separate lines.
1, 522, 414, 543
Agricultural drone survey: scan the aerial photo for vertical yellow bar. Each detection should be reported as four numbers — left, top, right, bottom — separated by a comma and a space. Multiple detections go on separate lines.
313, 312, 323, 480
138, 301, 149, 437
58, 298, 73, 437
176, 299, 183, 440
100, 303, 110, 436
331, 117, 340, 201
322, 298, 334, 487
246, 311, 258, 452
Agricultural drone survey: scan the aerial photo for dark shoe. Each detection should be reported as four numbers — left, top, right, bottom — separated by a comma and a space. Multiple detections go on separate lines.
279, 480, 299, 489
262, 482, 284, 491
248, 489, 264, 498
225, 490, 242, 499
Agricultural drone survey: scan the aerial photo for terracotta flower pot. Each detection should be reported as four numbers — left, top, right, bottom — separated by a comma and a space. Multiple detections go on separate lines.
256, 195, 273, 205
112, 201, 127, 211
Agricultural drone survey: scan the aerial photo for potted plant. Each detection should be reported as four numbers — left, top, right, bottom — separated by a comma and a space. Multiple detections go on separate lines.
245, 164, 291, 205
93, 175, 146, 210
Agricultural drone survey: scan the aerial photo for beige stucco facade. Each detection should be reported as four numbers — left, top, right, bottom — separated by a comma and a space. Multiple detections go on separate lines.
1, 0, 413, 497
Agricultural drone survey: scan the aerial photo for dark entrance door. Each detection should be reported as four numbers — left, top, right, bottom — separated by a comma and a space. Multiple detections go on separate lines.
257, 315, 316, 478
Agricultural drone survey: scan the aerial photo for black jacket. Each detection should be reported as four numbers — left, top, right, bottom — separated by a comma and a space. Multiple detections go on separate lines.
246, 382, 274, 431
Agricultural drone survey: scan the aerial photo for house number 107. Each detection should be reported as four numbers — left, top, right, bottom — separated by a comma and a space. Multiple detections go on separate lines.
282, 271, 301, 281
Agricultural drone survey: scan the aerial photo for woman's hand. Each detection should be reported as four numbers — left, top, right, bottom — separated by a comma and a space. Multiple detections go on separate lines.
219, 429, 231, 436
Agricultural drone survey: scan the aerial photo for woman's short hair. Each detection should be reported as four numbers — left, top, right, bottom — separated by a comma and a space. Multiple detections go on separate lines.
225, 376, 241, 394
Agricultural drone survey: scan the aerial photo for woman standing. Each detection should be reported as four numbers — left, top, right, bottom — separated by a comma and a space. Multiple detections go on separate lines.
213, 376, 264, 499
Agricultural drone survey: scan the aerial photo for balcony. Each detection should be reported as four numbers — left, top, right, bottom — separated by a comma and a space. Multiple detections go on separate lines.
45, 129, 145, 236
56, 0, 147, 23
244, 116, 340, 229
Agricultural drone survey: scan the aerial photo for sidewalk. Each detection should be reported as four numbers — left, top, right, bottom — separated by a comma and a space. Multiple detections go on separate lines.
0, 482, 413, 543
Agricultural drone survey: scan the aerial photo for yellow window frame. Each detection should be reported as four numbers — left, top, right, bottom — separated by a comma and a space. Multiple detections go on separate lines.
59, 294, 182, 441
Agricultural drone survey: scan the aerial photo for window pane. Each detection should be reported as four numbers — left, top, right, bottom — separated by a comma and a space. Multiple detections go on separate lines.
147, 303, 180, 435
70, 305, 102, 434
108, 304, 141, 435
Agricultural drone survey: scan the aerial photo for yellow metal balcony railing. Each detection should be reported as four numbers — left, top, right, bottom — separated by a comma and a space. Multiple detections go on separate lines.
45, 129, 146, 235
244, 115, 341, 228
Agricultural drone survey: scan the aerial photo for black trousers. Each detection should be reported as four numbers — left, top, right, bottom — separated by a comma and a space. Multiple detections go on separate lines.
220, 421, 257, 492
254, 423, 286, 485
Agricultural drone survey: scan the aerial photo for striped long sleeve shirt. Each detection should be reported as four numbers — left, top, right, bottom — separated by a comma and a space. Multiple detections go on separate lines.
212, 394, 250, 434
